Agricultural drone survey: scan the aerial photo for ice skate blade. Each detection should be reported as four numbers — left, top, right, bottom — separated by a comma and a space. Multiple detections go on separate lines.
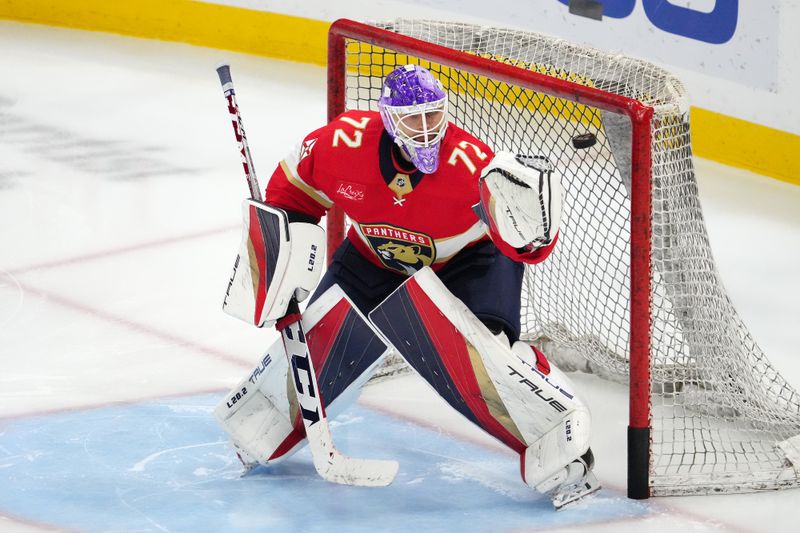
235, 451, 260, 476
551, 471, 600, 510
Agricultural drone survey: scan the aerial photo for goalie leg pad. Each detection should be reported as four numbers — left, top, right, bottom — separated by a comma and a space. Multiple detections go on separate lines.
215, 284, 391, 466
369, 267, 592, 487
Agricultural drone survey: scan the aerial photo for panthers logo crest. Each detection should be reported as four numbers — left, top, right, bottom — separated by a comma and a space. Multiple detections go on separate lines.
359, 223, 436, 275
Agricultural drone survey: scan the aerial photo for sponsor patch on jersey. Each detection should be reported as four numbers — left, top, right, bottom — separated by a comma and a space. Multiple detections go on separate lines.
335, 181, 365, 202
359, 223, 436, 275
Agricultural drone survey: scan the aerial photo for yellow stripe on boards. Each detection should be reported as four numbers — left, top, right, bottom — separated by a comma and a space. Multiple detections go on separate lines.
0, 0, 329, 65
691, 107, 800, 186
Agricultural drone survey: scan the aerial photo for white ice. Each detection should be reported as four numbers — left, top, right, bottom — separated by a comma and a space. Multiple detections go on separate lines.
1, 20, 799, 533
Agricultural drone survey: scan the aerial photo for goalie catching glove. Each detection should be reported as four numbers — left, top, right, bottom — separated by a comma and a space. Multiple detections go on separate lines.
479, 151, 562, 250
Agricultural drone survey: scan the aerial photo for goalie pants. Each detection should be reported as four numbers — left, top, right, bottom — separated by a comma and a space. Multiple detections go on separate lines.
309, 238, 525, 342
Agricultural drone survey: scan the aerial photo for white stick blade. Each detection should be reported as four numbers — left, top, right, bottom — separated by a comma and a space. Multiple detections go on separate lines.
306, 419, 398, 486
318, 451, 399, 487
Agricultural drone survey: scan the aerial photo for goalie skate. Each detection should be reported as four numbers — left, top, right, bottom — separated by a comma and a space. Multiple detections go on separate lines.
536, 450, 600, 510
235, 450, 259, 474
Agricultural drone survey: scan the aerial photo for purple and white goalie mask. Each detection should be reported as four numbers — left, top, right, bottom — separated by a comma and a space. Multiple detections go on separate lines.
378, 65, 448, 174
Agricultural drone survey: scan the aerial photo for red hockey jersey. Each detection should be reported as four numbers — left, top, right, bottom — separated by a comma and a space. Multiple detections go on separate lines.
265, 110, 555, 275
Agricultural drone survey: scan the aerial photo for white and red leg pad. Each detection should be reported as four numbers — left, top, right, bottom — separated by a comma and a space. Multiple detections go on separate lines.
214, 284, 391, 468
510, 341, 592, 490
369, 267, 591, 486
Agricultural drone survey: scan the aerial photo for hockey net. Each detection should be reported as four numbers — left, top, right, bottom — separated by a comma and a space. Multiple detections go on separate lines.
327, 19, 800, 497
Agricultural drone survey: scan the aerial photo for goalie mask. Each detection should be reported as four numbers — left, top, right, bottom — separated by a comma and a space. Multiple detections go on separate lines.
378, 64, 448, 174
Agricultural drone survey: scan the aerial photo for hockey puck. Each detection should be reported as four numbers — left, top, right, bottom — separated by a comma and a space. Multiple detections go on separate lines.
572, 132, 597, 149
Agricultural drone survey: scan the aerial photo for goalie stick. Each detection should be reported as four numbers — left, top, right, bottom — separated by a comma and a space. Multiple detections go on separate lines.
215, 63, 398, 487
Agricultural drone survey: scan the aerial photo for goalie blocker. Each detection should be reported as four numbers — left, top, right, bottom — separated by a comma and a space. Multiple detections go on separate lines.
222, 201, 325, 327
369, 268, 599, 508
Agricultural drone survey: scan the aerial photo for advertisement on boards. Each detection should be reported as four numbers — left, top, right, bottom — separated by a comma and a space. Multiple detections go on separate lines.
403, 0, 779, 91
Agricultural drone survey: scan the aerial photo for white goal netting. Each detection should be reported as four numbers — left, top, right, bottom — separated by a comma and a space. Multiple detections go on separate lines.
335, 19, 800, 495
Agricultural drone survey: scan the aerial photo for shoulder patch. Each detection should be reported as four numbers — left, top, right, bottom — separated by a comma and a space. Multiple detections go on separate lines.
299, 138, 317, 162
